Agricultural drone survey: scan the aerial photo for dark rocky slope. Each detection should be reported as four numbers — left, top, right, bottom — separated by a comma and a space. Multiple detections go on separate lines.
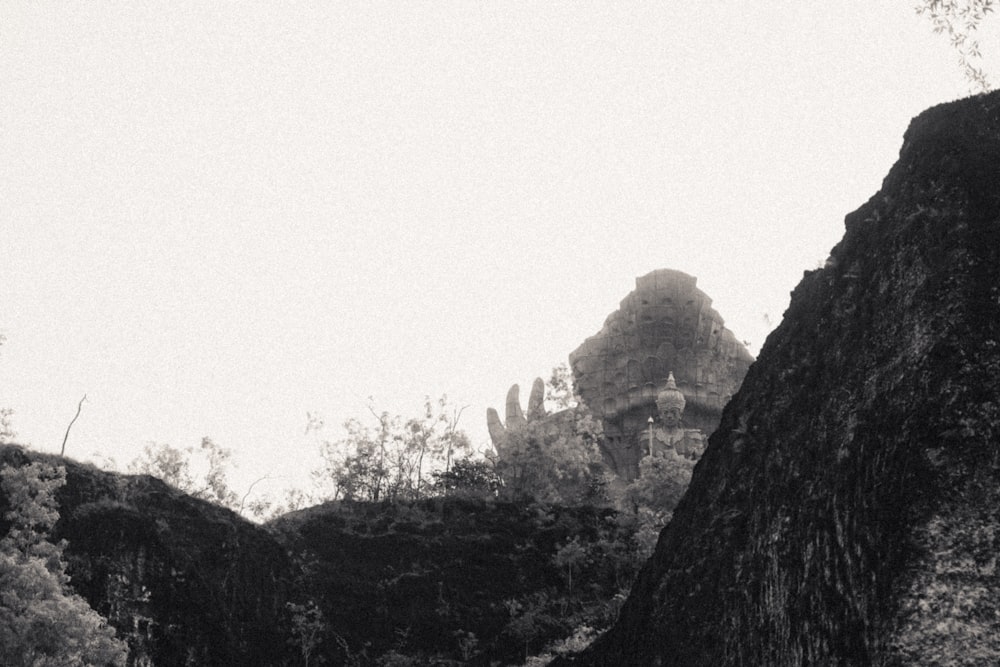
565, 92, 1000, 665
0, 444, 645, 665
0, 445, 296, 666
268, 499, 642, 665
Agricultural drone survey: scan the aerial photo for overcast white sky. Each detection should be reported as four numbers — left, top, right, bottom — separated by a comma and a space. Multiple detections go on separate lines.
2, 2, 995, 499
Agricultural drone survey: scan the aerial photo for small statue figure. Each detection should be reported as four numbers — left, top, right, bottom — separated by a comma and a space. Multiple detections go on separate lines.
643, 373, 706, 461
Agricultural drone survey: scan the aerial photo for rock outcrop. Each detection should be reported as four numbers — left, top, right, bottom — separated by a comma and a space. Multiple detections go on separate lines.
569, 269, 754, 478
565, 93, 1000, 665
0, 445, 295, 667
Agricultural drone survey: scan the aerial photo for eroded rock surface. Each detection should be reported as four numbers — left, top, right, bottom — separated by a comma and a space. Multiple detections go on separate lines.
565, 92, 1000, 666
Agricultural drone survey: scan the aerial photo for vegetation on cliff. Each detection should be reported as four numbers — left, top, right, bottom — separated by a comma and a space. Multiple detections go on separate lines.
0, 458, 128, 666
0, 445, 295, 666
271, 498, 646, 665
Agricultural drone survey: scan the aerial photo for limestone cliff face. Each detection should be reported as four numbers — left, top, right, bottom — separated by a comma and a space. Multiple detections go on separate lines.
567, 92, 1000, 665
569, 269, 754, 479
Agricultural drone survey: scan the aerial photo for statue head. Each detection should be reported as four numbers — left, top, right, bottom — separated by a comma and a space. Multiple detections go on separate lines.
655, 372, 685, 428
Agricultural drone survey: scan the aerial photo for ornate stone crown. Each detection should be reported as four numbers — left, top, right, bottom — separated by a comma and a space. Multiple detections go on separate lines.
656, 372, 686, 414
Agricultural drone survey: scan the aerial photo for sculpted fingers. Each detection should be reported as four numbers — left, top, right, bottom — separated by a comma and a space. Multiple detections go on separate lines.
489, 377, 548, 450
505, 384, 526, 429
527, 377, 546, 420
487, 407, 506, 446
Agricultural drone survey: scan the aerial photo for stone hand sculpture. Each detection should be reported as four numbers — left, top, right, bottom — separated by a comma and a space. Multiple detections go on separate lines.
486, 378, 547, 456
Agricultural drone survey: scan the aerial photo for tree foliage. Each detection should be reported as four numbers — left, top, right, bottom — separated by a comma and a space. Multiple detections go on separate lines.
431, 457, 501, 498
618, 451, 697, 557
492, 410, 606, 504
917, 0, 996, 91
287, 600, 326, 667
546, 363, 578, 411
492, 369, 607, 505
0, 334, 15, 445
128, 437, 239, 509
0, 461, 128, 666
622, 450, 695, 516
312, 396, 472, 503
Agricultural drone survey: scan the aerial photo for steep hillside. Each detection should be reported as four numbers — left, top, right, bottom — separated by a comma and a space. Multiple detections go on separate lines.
0, 445, 296, 666
269, 499, 643, 665
566, 92, 1000, 665
0, 444, 646, 665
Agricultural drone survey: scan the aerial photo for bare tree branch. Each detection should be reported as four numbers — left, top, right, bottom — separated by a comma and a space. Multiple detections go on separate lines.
239, 474, 273, 515
60, 394, 87, 457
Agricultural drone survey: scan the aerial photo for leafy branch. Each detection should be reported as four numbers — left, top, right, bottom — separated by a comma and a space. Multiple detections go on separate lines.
917, 0, 996, 92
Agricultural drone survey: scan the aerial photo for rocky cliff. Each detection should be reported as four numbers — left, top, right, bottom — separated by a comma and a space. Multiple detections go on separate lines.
564, 92, 1000, 665
0, 445, 295, 666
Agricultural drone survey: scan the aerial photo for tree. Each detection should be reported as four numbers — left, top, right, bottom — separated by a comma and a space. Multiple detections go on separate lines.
0, 334, 15, 445
623, 451, 694, 514
287, 600, 326, 667
552, 536, 589, 593
490, 367, 607, 504
242, 486, 313, 522
502, 594, 553, 663
0, 460, 128, 666
916, 0, 995, 91
431, 457, 502, 498
312, 414, 395, 502
312, 396, 472, 503
59, 395, 87, 457
619, 450, 697, 556
545, 363, 577, 411
128, 437, 239, 509
494, 408, 607, 504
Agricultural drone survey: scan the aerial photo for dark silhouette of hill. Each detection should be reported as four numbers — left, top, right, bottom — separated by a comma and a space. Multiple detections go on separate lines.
0, 444, 295, 666
0, 445, 644, 665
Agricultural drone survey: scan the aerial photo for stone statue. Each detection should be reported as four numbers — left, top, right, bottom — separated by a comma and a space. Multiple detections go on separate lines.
569, 268, 752, 479
486, 379, 585, 457
641, 373, 706, 461
489, 270, 749, 480
486, 378, 546, 458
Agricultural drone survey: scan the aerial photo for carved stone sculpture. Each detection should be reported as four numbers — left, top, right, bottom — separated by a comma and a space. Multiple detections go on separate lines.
489, 269, 751, 481
569, 269, 753, 479
486, 378, 579, 459
639, 372, 706, 461
486, 378, 544, 458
